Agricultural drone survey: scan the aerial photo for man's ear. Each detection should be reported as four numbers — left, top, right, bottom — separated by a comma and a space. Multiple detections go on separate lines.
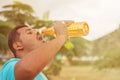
13, 42, 23, 50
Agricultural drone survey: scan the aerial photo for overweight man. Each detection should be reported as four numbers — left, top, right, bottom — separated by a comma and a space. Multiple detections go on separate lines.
0, 21, 73, 80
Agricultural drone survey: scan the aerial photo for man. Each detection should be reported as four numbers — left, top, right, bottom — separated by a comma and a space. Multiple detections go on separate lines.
0, 21, 73, 80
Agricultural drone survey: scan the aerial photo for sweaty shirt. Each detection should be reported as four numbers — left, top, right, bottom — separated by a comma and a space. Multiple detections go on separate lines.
0, 58, 48, 80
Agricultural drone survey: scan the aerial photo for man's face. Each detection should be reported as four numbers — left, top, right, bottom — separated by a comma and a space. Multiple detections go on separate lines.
17, 27, 43, 50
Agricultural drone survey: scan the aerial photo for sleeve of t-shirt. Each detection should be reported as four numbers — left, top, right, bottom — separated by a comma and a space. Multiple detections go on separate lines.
0, 59, 18, 80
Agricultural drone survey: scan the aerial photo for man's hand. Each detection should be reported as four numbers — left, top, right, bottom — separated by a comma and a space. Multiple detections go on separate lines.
53, 20, 74, 41
63, 20, 74, 26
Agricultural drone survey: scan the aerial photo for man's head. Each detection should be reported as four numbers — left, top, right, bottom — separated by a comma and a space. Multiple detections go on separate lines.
8, 25, 43, 57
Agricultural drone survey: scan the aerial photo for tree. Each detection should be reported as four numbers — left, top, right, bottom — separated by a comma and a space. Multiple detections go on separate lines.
0, 1, 52, 53
94, 47, 120, 69
0, 1, 37, 26
0, 20, 12, 54
0, 1, 39, 54
92, 27, 120, 69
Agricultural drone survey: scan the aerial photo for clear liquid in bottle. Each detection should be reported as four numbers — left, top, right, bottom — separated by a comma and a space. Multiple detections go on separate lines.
41, 22, 89, 37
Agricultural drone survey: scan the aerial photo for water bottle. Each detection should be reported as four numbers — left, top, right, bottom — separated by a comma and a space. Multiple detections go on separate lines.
41, 22, 89, 37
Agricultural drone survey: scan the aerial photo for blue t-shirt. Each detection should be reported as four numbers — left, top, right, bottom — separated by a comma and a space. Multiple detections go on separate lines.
0, 58, 48, 80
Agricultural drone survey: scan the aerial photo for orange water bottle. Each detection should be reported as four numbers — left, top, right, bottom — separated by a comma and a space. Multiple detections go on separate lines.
41, 22, 89, 37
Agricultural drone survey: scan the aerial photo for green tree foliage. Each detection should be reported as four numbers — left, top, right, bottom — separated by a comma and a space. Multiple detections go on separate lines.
0, 1, 52, 53
70, 37, 90, 56
0, 1, 37, 25
94, 47, 120, 69
0, 20, 12, 53
57, 37, 90, 65
0, 1, 38, 53
93, 27, 120, 69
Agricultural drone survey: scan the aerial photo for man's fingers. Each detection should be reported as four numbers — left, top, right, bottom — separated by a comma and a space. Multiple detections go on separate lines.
63, 20, 74, 26
53, 20, 74, 27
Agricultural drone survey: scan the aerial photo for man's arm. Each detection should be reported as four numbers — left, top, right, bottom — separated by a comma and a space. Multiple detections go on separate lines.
14, 21, 72, 80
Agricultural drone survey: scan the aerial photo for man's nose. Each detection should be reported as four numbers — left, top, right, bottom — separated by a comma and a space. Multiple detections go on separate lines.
33, 29, 38, 34
34, 29, 41, 35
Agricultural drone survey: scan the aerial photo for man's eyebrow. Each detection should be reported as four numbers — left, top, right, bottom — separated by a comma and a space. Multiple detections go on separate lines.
25, 28, 31, 32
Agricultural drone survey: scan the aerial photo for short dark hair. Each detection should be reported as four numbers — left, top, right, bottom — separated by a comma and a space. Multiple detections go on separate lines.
8, 24, 28, 57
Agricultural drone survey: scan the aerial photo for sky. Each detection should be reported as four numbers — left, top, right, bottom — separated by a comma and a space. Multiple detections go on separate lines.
0, 0, 120, 41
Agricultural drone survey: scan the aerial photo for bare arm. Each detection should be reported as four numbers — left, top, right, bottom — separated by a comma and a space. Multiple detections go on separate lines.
14, 21, 73, 80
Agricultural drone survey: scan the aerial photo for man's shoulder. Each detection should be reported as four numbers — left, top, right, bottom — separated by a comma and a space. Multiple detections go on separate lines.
1, 58, 20, 70
0, 58, 20, 80
6, 58, 20, 63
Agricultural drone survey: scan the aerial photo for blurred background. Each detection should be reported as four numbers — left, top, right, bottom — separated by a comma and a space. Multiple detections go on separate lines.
0, 0, 120, 80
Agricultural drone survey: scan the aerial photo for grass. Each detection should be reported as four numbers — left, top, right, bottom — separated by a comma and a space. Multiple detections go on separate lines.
48, 65, 120, 80
1, 64, 120, 80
